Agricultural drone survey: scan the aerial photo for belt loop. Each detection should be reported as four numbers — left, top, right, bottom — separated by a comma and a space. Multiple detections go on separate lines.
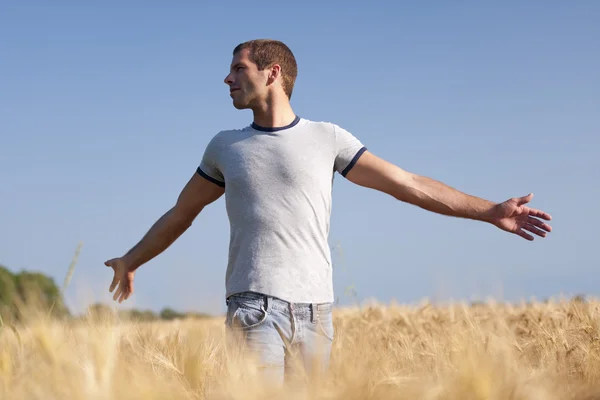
311, 303, 317, 323
264, 295, 272, 313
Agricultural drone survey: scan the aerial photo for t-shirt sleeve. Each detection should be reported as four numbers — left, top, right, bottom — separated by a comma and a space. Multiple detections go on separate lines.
333, 124, 367, 177
196, 135, 225, 187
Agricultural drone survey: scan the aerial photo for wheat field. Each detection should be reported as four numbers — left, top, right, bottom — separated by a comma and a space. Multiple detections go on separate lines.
1, 296, 600, 400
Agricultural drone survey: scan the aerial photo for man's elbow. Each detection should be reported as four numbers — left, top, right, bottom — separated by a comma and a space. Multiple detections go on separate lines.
170, 204, 202, 230
387, 172, 421, 203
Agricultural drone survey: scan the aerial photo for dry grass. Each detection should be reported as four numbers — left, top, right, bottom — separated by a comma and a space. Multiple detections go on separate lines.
2, 296, 600, 399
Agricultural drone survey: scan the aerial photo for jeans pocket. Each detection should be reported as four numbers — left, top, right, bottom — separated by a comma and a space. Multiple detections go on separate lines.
316, 307, 335, 341
227, 298, 269, 330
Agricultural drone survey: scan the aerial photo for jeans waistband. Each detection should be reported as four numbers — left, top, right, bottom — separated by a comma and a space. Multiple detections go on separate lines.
226, 291, 332, 313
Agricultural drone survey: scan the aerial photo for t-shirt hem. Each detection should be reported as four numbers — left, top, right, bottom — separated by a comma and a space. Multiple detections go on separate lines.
196, 166, 225, 187
341, 146, 368, 177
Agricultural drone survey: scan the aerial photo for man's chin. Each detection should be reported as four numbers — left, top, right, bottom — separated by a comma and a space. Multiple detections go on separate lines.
232, 100, 249, 110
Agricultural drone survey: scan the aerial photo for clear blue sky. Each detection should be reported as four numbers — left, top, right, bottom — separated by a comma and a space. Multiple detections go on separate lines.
1, 2, 599, 315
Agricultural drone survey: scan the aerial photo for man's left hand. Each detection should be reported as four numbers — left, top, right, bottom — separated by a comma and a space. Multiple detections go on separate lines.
489, 193, 552, 241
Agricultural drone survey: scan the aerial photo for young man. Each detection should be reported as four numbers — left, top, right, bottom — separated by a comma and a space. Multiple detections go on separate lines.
105, 39, 552, 383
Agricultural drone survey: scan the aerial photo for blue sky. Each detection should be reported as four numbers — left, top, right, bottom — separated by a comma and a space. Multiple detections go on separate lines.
1, 2, 599, 315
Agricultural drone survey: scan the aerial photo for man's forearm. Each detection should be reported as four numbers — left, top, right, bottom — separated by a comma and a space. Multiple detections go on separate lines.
122, 208, 193, 271
395, 173, 497, 222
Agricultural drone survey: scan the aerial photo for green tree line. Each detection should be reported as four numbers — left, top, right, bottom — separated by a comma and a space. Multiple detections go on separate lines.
0, 264, 212, 324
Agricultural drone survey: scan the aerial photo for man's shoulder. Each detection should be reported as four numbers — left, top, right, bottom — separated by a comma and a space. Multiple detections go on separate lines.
218, 124, 253, 136
300, 118, 353, 133
207, 124, 252, 144
299, 118, 335, 129
297, 118, 341, 138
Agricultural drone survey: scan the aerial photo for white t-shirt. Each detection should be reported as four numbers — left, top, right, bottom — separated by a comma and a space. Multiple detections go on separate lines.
198, 116, 366, 304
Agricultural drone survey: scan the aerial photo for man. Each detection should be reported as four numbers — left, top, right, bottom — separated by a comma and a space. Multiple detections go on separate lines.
105, 39, 552, 384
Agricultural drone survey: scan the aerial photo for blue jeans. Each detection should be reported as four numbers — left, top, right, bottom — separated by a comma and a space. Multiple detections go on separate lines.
224, 291, 334, 386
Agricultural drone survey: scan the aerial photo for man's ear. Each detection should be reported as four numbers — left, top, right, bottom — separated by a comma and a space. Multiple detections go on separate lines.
267, 64, 281, 85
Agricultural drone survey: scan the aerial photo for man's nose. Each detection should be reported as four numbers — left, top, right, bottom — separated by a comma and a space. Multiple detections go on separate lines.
224, 73, 234, 85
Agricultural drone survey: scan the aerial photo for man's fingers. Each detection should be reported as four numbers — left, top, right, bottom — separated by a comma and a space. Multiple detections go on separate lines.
528, 208, 552, 221
113, 283, 123, 301
114, 287, 124, 302
517, 229, 534, 241
109, 274, 118, 293
524, 223, 547, 238
111, 281, 133, 303
124, 280, 134, 302
516, 193, 534, 206
118, 288, 130, 303
527, 216, 552, 232
112, 287, 119, 301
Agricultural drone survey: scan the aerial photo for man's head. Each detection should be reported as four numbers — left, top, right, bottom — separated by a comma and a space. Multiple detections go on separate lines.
224, 39, 298, 110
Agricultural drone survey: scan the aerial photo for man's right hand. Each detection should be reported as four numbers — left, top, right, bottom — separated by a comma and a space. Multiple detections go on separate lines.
105, 257, 136, 303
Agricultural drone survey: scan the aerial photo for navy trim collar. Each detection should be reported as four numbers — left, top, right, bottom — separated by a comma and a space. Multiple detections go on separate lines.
251, 115, 300, 132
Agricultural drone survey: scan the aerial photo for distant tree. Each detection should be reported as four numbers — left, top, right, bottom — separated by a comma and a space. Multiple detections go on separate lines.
85, 303, 114, 319
160, 307, 184, 320
124, 308, 158, 321
572, 294, 587, 303
0, 264, 71, 322
0, 265, 18, 322
184, 311, 213, 320
14, 270, 70, 318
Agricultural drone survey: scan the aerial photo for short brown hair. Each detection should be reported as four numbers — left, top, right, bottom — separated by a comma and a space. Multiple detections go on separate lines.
233, 39, 298, 99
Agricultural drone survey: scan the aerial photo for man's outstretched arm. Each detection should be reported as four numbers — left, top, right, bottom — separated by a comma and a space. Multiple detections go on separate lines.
105, 172, 225, 302
344, 150, 552, 240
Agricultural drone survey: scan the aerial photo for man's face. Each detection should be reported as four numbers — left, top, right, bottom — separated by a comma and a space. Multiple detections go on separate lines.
224, 49, 268, 110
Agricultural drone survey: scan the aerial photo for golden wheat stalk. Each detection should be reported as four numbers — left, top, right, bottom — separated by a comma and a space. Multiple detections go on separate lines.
47, 241, 82, 316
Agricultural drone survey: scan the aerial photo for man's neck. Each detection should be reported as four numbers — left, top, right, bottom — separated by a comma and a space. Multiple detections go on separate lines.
252, 98, 296, 129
